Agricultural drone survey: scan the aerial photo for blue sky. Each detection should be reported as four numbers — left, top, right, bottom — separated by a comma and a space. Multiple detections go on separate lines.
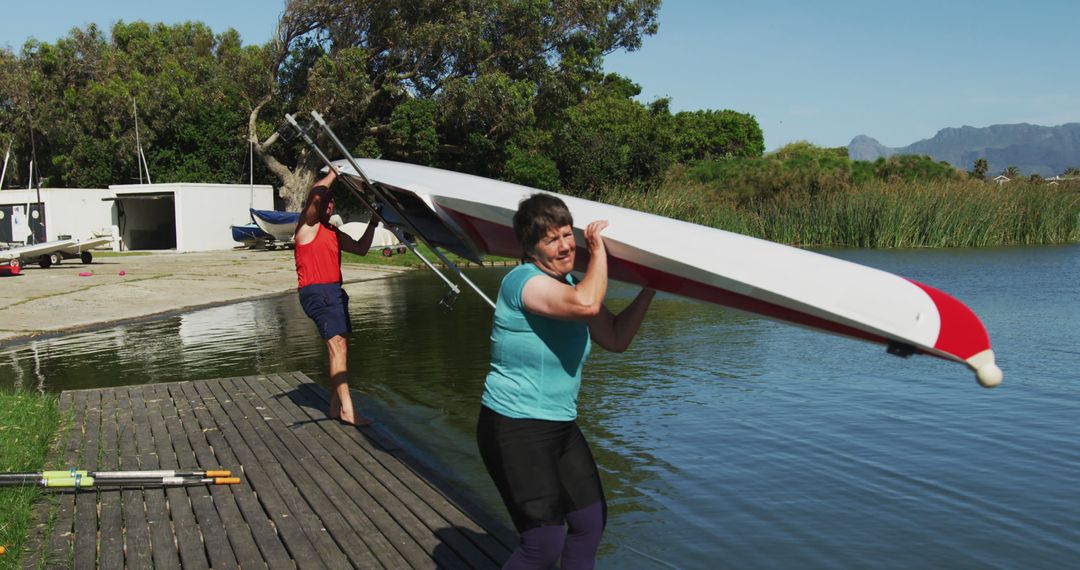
3, 0, 1078, 150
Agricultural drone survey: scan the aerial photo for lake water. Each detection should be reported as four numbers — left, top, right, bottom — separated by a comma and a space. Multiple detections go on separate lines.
2, 245, 1078, 568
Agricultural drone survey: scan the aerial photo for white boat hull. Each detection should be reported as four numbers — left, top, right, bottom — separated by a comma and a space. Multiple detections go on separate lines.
334, 159, 1001, 386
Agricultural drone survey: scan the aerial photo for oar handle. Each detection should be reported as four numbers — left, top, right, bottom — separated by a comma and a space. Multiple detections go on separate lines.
93, 469, 232, 479
91, 476, 241, 487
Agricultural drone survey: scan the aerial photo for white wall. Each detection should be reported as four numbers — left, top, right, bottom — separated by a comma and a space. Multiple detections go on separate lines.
2, 184, 275, 252
111, 183, 274, 252
0, 188, 116, 243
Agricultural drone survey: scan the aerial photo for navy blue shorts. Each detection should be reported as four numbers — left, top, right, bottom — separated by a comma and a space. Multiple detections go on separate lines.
298, 283, 352, 340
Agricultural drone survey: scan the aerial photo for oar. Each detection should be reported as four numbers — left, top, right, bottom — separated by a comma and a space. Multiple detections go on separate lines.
0, 469, 231, 481
0, 475, 240, 489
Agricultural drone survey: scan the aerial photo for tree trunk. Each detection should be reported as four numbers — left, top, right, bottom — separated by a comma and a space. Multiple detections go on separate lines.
248, 97, 319, 212
275, 166, 316, 212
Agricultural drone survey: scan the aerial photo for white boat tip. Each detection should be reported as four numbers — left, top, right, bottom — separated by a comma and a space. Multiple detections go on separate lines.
975, 362, 1003, 388
967, 349, 1003, 388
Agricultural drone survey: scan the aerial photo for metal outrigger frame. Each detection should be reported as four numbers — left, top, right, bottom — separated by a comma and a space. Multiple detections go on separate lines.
282, 111, 496, 310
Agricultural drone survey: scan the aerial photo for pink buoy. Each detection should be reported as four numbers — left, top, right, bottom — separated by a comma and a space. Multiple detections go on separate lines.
79, 272, 93, 277
118, 270, 126, 276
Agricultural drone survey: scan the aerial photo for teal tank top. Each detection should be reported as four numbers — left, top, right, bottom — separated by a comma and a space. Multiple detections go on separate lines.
481, 263, 591, 421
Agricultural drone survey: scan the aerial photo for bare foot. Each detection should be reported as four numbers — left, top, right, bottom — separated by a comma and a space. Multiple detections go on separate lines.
338, 407, 374, 427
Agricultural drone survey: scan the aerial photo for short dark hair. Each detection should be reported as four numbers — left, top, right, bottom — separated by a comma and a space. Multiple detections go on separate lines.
304, 185, 331, 209
513, 193, 573, 258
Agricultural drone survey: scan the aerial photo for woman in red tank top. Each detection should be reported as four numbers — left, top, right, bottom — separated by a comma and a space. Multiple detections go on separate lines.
295, 170, 379, 425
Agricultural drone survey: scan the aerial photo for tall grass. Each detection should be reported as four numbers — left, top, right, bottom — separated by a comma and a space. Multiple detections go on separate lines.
0, 391, 62, 569
598, 174, 1080, 248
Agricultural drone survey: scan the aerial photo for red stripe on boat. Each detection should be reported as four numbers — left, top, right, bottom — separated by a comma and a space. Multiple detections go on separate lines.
442, 209, 522, 258
908, 280, 991, 360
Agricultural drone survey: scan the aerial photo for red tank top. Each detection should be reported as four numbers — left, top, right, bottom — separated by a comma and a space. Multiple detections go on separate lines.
295, 223, 342, 288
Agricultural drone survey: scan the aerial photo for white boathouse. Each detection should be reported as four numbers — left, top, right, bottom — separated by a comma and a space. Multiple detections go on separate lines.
0, 183, 274, 252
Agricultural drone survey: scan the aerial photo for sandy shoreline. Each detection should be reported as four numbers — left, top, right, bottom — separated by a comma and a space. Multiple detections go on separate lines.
0, 249, 409, 346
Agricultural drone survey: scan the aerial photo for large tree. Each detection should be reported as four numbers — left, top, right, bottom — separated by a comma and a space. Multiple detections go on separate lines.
0, 22, 260, 189
249, 0, 661, 209
1, 3, 768, 209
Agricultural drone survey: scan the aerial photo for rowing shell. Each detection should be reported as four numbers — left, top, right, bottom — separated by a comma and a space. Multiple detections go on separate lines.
334, 159, 1002, 388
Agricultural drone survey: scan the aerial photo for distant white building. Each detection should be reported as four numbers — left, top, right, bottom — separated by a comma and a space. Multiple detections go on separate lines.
0, 183, 274, 252
993, 174, 1010, 185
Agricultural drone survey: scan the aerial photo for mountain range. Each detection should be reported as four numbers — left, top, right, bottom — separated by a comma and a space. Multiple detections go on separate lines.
847, 123, 1080, 177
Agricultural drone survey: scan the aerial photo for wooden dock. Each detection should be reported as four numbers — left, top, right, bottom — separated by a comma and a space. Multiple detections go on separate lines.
21, 372, 514, 569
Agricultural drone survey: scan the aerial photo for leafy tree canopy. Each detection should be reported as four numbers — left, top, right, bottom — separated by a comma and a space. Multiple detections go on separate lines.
0, 2, 768, 213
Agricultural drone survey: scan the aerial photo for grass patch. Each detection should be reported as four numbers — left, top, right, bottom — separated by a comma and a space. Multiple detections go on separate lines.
0, 391, 62, 567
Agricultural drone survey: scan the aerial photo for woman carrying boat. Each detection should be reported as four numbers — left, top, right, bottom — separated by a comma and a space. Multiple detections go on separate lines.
477, 193, 655, 569
294, 169, 379, 425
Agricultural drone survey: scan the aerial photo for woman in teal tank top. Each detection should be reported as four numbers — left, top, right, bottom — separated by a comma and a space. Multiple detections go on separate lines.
477, 194, 655, 569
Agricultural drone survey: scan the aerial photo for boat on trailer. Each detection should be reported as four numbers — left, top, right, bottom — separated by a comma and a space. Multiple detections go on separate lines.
249, 208, 300, 245
230, 223, 273, 247
55, 236, 112, 265
0, 234, 111, 269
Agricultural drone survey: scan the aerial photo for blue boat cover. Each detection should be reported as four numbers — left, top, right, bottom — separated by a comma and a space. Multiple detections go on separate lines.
250, 208, 300, 225
231, 223, 273, 242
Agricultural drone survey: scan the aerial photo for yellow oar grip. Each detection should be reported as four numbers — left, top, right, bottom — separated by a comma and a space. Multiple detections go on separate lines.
214, 477, 241, 485
45, 476, 94, 488
206, 470, 231, 478
42, 470, 87, 479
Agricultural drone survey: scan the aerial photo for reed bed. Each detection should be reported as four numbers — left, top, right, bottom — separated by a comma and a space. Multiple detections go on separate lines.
598, 177, 1080, 248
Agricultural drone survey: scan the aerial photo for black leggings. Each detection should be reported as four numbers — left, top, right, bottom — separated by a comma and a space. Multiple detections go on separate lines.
476, 405, 606, 533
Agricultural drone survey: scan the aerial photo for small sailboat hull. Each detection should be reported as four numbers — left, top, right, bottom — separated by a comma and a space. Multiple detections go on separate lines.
249, 209, 300, 242
231, 223, 273, 246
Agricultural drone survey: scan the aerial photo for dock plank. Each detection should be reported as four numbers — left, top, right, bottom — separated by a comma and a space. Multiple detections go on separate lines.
97, 389, 124, 570
198, 379, 348, 570
178, 381, 296, 570
271, 373, 512, 568
144, 383, 210, 570
168, 381, 263, 569
43, 390, 85, 570
256, 373, 481, 569
72, 389, 100, 570
232, 375, 410, 569
204, 378, 361, 568
116, 386, 153, 569
28, 374, 512, 569
128, 387, 182, 570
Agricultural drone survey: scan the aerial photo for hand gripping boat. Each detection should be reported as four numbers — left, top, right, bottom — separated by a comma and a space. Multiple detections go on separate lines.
283, 112, 1002, 388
